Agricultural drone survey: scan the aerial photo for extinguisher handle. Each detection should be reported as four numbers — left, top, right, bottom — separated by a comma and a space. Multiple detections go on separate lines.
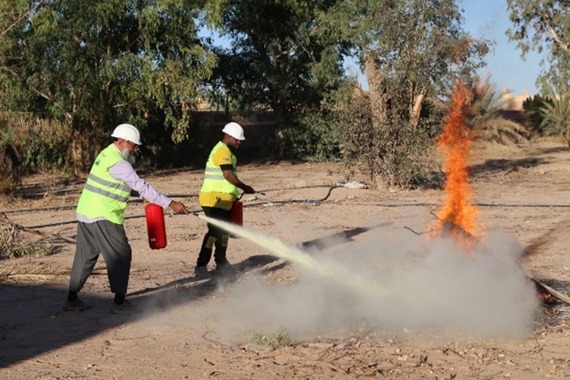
236, 191, 264, 200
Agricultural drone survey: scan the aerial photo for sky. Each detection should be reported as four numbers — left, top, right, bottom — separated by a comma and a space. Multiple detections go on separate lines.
461, 0, 543, 96
203, 1, 545, 97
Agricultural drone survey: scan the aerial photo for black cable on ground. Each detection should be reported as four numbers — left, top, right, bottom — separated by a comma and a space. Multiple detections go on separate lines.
0, 184, 336, 215
23, 185, 342, 230
376, 202, 570, 208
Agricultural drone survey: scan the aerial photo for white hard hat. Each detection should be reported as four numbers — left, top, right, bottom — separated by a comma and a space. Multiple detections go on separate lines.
111, 123, 142, 145
222, 122, 245, 141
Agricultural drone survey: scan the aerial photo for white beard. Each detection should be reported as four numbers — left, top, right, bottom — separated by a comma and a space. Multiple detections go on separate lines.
121, 148, 136, 164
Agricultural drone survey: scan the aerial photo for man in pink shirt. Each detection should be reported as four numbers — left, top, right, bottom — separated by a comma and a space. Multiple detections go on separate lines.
64, 123, 189, 314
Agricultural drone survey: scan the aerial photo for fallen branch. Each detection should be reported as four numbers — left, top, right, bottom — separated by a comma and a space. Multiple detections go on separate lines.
0, 213, 76, 244
531, 278, 570, 305
16, 224, 76, 244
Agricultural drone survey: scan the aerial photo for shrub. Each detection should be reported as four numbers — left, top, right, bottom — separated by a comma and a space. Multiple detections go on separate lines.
0, 113, 72, 177
282, 110, 342, 162
0, 122, 22, 195
337, 94, 439, 189
17, 118, 72, 173
522, 95, 552, 137
250, 327, 295, 349
539, 93, 570, 146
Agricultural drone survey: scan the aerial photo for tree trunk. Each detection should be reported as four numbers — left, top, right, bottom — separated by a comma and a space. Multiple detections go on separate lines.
273, 105, 286, 160
364, 51, 388, 130
70, 123, 97, 177
410, 91, 426, 128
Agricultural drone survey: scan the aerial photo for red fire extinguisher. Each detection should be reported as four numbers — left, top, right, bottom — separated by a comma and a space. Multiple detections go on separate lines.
145, 203, 167, 249
230, 199, 243, 226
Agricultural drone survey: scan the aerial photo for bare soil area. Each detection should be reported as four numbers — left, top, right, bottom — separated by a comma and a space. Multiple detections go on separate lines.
1, 139, 570, 379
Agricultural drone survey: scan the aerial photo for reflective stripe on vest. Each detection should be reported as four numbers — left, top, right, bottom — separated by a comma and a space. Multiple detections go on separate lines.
76, 144, 131, 224
83, 172, 131, 202
200, 141, 238, 195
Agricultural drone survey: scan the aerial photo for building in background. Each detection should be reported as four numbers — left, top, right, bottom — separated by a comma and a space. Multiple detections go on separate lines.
501, 89, 532, 111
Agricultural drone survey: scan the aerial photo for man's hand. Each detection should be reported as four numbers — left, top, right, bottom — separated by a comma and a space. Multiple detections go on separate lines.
169, 200, 189, 214
241, 185, 255, 194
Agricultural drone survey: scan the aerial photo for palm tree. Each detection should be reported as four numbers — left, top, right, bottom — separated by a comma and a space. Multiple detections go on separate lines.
468, 79, 528, 145
540, 92, 570, 146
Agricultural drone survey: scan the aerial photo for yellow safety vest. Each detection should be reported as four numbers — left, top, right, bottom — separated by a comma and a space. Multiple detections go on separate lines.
199, 141, 238, 210
76, 144, 131, 224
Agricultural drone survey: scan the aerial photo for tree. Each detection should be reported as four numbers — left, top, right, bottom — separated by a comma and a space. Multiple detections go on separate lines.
506, 0, 570, 94
0, 0, 221, 175
209, 0, 347, 156
539, 92, 570, 146
522, 94, 553, 136
507, 1, 570, 148
506, 0, 570, 56
325, 0, 487, 125
468, 79, 527, 145
326, 0, 489, 187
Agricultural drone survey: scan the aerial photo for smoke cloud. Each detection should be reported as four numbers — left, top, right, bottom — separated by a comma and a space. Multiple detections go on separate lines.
209, 218, 539, 342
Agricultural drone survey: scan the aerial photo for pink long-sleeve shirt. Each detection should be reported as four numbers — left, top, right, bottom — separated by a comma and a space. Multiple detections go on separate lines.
77, 144, 171, 223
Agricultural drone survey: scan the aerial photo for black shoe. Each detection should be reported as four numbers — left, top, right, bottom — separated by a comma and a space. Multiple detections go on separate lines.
63, 298, 90, 312
194, 265, 210, 277
215, 262, 235, 275
216, 259, 230, 267
111, 300, 140, 315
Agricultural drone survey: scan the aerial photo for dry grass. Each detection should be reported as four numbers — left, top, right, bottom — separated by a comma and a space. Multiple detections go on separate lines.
250, 327, 296, 349
0, 217, 54, 260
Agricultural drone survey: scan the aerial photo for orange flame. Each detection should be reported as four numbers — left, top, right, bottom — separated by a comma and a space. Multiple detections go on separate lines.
433, 79, 478, 241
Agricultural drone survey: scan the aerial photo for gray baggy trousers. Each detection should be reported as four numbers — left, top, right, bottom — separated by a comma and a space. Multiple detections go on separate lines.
69, 220, 132, 295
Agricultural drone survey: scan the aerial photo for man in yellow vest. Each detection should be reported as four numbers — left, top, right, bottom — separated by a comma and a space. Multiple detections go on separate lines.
64, 123, 189, 314
195, 122, 255, 276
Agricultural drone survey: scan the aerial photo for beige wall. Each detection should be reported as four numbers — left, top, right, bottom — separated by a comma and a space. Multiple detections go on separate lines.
501, 89, 533, 111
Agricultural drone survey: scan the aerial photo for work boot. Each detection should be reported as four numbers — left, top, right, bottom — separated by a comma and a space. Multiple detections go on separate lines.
63, 298, 90, 312
215, 260, 235, 276
194, 265, 210, 278
111, 300, 140, 315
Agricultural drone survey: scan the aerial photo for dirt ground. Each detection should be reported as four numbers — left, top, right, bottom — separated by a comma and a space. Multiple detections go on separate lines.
1, 139, 570, 379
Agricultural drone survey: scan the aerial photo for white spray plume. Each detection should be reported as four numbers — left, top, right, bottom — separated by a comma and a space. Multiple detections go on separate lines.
201, 215, 540, 341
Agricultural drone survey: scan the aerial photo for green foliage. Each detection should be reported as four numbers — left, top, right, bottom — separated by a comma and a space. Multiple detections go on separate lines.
282, 79, 361, 163
0, 0, 502, 184
136, 113, 217, 170
330, 0, 489, 97
320, 0, 487, 189
250, 327, 295, 350
506, 0, 570, 94
282, 111, 342, 162
338, 93, 439, 189
522, 95, 553, 136
0, 114, 23, 194
18, 119, 72, 173
539, 93, 570, 146
0, 0, 222, 174
0, 137, 20, 195
506, 0, 569, 57
211, 1, 346, 119
468, 80, 528, 145
0, 113, 72, 194
0, 113, 71, 175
